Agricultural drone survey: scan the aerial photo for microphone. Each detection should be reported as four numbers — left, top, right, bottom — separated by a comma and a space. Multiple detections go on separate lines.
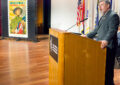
65, 18, 88, 32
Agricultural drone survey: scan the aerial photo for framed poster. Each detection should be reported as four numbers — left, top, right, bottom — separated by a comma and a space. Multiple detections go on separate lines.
1, 0, 37, 41
8, 0, 28, 38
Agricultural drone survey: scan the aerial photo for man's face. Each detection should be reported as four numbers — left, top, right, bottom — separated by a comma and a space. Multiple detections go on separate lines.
15, 9, 21, 16
99, 1, 110, 14
118, 26, 120, 31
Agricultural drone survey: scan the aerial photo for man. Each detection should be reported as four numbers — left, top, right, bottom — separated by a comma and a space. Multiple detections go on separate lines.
82, 0, 119, 85
10, 7, 25, 34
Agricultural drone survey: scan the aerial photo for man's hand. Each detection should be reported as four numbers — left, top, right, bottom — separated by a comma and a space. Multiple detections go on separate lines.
81, 34, 87, 37
100, 40, 108, 49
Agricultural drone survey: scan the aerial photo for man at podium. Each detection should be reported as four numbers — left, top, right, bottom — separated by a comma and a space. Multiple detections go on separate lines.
82, 0, 119, 85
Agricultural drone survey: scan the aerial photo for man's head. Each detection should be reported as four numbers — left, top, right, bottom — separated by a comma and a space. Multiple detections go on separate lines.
13, 7, 23, 16
99, 0, 111, 14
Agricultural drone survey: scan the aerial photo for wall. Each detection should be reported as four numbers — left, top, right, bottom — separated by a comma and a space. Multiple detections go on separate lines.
51, 0, 120, 34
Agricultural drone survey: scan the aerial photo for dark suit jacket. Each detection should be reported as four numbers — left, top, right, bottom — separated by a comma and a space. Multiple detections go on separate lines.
87, 10, 119, 49
117, 32, 120, 46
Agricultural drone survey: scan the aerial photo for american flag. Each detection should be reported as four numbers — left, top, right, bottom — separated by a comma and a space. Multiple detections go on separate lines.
77, 0, 85, 34
77, 0, 83, 26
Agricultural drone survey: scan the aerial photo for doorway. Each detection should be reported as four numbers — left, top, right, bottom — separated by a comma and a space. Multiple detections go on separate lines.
37, 0, 51, 34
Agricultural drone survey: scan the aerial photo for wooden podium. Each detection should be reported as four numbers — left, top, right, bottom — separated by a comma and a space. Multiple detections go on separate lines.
49, 29, 106, 85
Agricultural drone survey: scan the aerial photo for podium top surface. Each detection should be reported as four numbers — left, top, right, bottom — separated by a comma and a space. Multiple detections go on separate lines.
49, 28, 82, 36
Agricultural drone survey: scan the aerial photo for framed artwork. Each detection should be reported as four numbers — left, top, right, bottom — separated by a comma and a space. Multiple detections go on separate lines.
8, 0, 28, 38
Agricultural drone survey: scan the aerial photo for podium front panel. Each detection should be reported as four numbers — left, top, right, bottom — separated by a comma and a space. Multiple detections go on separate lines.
64, 33, 106, 85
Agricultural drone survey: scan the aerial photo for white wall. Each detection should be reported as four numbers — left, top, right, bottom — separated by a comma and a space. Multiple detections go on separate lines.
51, 0, 79, 33
51, 0, 120, 33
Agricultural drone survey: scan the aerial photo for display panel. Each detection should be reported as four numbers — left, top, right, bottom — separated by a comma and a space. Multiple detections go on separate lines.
8, 0, 28, 38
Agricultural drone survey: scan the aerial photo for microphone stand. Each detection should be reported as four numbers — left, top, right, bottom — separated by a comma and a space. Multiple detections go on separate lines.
65, 18, 88, 32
